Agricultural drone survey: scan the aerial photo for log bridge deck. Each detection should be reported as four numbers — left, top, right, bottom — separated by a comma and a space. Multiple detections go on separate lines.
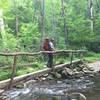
0, 50, 86, 90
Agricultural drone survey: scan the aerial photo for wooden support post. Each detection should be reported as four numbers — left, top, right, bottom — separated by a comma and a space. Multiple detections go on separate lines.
80, 52, 83, 61
70, 52, 73, 66
52, 54, 55, 72
8, 55, 17, 89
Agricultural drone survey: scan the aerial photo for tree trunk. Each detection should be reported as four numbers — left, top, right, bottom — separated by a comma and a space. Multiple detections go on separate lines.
33, 0, 36, 23
15, 15, 19, 35
33, 0, 39, 23
13, 0, 19, 36
61, 0, 68, 48
95, 0, 100, 13
40, 0, 45, 49
51, 0, 57, 46
0, 9, 7, 47
87, 0, 94, 32
0, 9, 4, 32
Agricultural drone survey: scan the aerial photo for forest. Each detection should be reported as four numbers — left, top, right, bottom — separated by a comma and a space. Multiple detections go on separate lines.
0, 0, 100, 81
0, 1, 100, 100
0, 0, 100, 52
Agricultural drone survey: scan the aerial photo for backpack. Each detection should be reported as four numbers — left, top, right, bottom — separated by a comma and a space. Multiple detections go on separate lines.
43, 41, 49, 51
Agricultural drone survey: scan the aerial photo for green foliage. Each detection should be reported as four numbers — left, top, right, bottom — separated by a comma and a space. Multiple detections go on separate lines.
0, 0, 100, 51
0, 31, 17, 52
18, 23, 40, 51
84, 52, 100, 62
0, 0, 100, 81
0, 62, 44, 80
0, 71, 11, 81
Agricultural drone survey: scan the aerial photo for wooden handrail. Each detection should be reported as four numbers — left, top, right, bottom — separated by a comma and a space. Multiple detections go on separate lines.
0, 50, 86, 56
0, 50, 86, 89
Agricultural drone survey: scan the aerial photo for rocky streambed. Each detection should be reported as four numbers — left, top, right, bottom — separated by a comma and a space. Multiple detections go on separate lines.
0, 61, 100, 100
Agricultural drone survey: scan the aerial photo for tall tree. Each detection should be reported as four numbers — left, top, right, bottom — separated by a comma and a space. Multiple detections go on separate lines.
61, 0, 69, 48
0, 9, 4, 32
87, 0, 94, 32
13, 0, 19, 36
95, 0, 100, 13
33, 0, 37, 23
0, 9, 7, 47
51, 0, 57, 45
40, 0, 45, 49
33, 0, 41, 24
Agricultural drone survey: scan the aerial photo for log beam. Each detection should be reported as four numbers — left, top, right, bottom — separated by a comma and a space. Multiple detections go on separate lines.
0, 60, 81, 90
0, 50, 86, 56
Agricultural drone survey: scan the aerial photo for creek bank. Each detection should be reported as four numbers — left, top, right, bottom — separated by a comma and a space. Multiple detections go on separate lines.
0, 61, 100, 100
0, 60, 81, 89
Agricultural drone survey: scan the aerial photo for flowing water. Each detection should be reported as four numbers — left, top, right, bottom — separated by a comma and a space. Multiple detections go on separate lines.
3, 73, 100, 100
84, 74, 100, 100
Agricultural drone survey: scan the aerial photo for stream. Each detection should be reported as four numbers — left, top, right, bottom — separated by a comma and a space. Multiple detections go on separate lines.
2, 73, 100, 100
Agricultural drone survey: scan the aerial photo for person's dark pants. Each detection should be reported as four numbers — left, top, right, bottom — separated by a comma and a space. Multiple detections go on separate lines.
47, 53, 53, 68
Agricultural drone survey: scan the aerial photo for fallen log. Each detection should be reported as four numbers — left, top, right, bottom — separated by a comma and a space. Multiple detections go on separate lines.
0, 60, 82, 89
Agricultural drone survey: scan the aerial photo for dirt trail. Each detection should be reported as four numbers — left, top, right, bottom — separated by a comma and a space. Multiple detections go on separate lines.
88, 61, 100, 72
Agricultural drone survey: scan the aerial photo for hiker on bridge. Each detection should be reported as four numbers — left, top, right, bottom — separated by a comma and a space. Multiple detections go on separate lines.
43, 38, 55, 68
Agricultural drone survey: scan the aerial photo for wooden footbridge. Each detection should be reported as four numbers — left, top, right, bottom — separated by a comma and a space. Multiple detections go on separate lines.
0, 50, 86, 90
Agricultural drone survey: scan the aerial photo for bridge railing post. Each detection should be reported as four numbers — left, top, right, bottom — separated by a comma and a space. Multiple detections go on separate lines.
79, 51, 84, 61
8, 55, 17, 89
70, 52, 74, 66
